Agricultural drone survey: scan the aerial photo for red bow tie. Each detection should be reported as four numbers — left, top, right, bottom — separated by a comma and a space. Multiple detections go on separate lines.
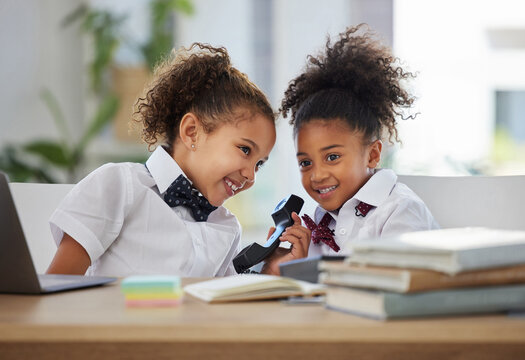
355, 201, 373, 217
302, 213, 340, 252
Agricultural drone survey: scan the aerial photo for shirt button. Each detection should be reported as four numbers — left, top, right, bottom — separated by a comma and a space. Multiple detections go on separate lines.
339, 228, 346, 235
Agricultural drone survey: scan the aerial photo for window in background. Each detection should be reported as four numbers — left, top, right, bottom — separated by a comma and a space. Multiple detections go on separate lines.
393, 0, 525, 177
493, 90, 525, 174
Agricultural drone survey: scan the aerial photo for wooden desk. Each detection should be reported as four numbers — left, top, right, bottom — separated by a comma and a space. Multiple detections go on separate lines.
1, 280, 525, 360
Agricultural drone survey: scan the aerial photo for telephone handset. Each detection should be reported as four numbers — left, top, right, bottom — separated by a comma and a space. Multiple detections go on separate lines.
233, 194, 304, 274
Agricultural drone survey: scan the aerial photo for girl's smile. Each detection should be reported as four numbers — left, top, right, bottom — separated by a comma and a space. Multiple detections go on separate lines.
315, 185, 338, 199
224, 177, 245, 197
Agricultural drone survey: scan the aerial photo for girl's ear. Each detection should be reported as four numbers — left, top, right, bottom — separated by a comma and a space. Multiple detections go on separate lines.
367, 139, 382, 168
178, 113, 201, 151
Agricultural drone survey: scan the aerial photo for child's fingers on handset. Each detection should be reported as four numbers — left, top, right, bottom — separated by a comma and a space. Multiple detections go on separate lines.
281, 226, 309, 242
282, 223, 311, 241
266, 226, 276, 240
291, 212, 303, 225
281, 232, 308, 258
280, 227, 310, 251
297, 229, 311, 250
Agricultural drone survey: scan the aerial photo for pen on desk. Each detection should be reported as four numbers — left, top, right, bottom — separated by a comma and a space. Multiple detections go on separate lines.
281, 295, 325, 305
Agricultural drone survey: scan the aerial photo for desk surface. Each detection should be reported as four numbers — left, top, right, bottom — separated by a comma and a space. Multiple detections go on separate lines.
1, 279, 525, 360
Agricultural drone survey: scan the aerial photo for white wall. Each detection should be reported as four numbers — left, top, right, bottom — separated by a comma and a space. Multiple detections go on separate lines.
0, 0, 85, 145
176, 0, 254, 81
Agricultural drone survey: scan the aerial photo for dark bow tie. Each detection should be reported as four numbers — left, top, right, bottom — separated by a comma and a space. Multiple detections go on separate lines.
164, 175, 217, 222
302, 212, 340, 252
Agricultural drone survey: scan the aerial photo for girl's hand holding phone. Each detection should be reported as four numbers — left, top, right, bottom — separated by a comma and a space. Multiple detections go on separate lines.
261, 212, 311, 275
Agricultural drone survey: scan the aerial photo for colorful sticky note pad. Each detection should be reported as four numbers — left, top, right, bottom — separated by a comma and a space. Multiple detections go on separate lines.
121, 275, 183, 307
122, 275, 181, 291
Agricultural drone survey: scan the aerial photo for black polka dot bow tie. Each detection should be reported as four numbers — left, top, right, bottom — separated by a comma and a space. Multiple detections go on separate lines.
163, 175, 217, 222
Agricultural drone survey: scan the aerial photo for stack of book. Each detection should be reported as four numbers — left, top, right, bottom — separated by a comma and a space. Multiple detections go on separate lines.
320, 227, 525, 319
121, 275, 183, 307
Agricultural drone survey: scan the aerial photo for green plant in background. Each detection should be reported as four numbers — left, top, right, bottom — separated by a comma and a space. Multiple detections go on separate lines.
66, 0, 194, 75
0, 146, 56, 183
0, 90, 119, 184
143, 0, 194, 70
0, 0, 194, 183
63, 4, 126, 94
0, 5, 121, 183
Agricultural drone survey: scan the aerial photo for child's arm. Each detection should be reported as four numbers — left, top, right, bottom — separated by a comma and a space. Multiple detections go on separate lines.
46, 233, 91, 275
260, 212, 311, 276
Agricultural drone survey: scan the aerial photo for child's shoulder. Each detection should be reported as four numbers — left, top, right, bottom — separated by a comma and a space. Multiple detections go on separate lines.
86, 161, 146, 179
386, 181, 430, 212
389, 181, 422, 201
379, 181, 439, 230
76, 161, 150, 192
87, 161, 128, 176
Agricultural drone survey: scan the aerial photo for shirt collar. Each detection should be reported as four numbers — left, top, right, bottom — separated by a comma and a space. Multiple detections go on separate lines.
315, 207, 339, 224
145, 146, 190, 194
353, 168, 397, 207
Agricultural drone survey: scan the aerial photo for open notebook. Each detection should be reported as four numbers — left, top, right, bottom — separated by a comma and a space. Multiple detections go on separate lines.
0, 172, 116, 294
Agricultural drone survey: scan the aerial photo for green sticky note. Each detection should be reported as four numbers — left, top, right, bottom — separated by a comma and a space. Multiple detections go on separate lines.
121, 275, 181, 294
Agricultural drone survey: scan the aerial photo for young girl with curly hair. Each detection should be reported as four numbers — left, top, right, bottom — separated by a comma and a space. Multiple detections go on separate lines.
46, 43, 310, 277
277, 25, 438, 264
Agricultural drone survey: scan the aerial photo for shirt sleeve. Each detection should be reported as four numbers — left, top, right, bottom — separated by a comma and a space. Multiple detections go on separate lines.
49, 163, 133, 264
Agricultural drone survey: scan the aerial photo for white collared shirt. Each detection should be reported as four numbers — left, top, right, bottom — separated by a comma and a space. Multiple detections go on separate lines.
307, 169, 439, 257
49, 146, 241, 277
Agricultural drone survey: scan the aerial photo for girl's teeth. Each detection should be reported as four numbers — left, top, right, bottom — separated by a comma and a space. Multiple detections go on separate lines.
319, 186, 336, 194
225, 179, 239, 192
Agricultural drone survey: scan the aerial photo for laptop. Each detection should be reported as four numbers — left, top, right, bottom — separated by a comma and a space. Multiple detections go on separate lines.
0, 172, 116, 294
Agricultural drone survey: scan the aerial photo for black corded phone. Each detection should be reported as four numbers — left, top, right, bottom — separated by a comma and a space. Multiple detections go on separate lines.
233, 194, 304, 274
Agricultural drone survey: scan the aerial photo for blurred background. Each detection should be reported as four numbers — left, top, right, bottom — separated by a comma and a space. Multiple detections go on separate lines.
1, 0, 525, 245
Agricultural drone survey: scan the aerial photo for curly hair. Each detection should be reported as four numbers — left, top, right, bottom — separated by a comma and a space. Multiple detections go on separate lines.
280, 24, 416, 144
133, 43, 275, 150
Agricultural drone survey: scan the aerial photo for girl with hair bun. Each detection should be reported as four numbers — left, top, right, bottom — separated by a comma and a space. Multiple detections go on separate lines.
274, 25, 439, 270
47, 43, 309, 277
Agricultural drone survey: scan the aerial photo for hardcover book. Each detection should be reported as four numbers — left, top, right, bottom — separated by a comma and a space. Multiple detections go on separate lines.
325, 284, 525, 320
279, 255, 345, 283
350, 227, 525, 275
319, 262, 525, 293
